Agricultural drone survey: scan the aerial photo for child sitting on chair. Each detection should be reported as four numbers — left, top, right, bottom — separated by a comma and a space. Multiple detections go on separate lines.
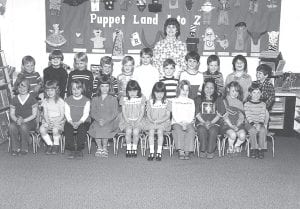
40, 80, 65, 155
244, 82, 267, 159
9, 78, 38, 156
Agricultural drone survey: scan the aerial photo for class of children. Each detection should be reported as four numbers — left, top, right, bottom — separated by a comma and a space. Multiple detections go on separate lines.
5, 47, 278, 161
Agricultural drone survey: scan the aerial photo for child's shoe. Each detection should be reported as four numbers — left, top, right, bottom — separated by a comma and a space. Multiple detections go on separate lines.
51, 145, 59, 155
255, 149, 260, 159
258, 150, 264, 159
45, 146, 52, 155
206, 152, 215, 159
126, 150, 131, 158
95, 148, 103, 157
132, 150, 137, 158
227, 146, 234, 157
179, 150, 185, 160
147, 153, 154, 161
102, 149, 108, 158
67, 151, 75, 159
155, 153, 162, 161
19, 150, 28, 155
234, 146, 242, 157
199, 152, 206, 158
184, 152, 190, 160
11, 150, 19, 156
250, 149, 256, 158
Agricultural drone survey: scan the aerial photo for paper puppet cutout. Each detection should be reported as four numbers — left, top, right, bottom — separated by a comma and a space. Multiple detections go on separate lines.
90, 29, 106, 49
266, 0, 278, 9
199, 0, 216, 25
186, 38, 199, 52
130, 32, 142, 47
0, 0, 7, 15
103, 0, 114, 10
49, 0, 62, 16
217, 0, 230, 25
90, 0, 100, 11
247, 30, 267, 53
190, 24, 197, 37
46, 24, 67, 47
120, 0, 132, 11
63, 0, 88, 6
234, 22, 247, 51
169, 0, 178, 9
148, 0, 162, 13
112, 29, 124, 56
268, 31, 279, 51
141, 29, 164, 48
202, 27, 217, 51
216, 35, 229, 50
249, 0, 258, 14
75, 32, 84, 45
136, 0, 147, 12
186, 0, 193, 11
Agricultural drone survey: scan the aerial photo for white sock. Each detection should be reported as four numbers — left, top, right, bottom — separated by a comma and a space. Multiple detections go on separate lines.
149, 145, 154, 153
157, 145, 162, 154
42, 134, 53, 146
235, 139, 243, 147
53, 135, 60, 146
132, 144, 137, 150
126, 144, 132, 150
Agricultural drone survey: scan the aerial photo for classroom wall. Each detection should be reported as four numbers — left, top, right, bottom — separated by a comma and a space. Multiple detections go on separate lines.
1, 0, 300, 80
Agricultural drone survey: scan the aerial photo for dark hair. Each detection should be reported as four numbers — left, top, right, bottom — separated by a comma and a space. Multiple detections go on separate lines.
163, 17, 180, 38
100, 56, 113, 67
49, 49, 64, 61
185, 51, 200, 62
232, 54, 248, 72
207, 54, 220, 66
256, 64, 272, 77
176, 80, 191, 97
223, 81, 243, 102
44, 80, 60, 102
248, 81, 262, 93
14, 77, 30, 95
126, 80, 142, 99
200, 78, 218, 102
140, 47, 153, 57
70, 79, 85, 96
151, 81, 167, 104
163, 58, 176, 68
96, 75, 113, 97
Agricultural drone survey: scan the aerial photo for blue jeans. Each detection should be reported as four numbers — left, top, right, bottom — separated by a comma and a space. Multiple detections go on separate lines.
196, 124, 219, 153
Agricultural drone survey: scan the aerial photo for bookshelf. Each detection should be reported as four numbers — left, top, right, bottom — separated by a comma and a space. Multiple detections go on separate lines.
0, 50, 12, 144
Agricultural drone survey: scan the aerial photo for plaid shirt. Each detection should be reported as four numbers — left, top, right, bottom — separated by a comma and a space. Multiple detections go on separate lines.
153, 38, 187, 78
258, 79, 275, 110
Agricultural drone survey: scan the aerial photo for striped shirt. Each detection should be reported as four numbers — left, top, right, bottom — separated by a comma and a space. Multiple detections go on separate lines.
244, 100, 266, 124
159, 77, 179, 99
67, 69, 94, 99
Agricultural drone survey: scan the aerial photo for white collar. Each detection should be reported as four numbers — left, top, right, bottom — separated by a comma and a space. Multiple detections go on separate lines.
18, 94, 30, 105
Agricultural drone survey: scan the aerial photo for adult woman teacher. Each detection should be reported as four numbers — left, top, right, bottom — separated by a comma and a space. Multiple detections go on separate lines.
153, 17, 187, 79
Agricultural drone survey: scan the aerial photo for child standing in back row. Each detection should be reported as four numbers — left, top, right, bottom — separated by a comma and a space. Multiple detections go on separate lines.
179, 51, 203, 99
133, 48, 159, 99
203, 55, 224, 96
67, 52, 93, 99
14, 56, 42, 98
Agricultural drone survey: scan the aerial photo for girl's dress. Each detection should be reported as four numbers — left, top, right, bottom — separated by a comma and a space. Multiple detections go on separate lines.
142, 99, 171, 131
41, 98, 65, 131
221, 96, 245, 133
119, 96, 146, 130
88, 95, 119, 139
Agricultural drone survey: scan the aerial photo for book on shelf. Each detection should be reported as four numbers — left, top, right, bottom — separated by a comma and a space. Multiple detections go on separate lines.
0, 89, 9, 109
0, 111, 9, 143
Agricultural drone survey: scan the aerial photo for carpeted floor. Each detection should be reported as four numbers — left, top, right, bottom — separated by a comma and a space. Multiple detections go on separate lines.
0, 136, 299, 209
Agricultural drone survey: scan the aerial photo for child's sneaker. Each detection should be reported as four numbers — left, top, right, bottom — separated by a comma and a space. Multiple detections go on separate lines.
102, 149, 108, 158
95, 148, 103, 157
199, 152, 206, 158
258, 150, 264, 159
227, 146, 234, 157
45, 146, 52, 155
51, 145, 59, 155
250, 149, 256, 158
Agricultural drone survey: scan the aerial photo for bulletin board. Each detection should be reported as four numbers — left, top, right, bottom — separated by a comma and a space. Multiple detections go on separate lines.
45, 0, 281, 57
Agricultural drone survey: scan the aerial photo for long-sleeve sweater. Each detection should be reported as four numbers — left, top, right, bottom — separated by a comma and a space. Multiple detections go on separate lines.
244, 100, 266, 124
67, 69, 93, 99
43, 65, 68, 98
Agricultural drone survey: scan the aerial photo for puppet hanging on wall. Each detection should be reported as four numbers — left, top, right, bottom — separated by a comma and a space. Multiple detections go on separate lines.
63, 0, 88, 6
217, 0, 230, 25
268, 31, 279, 51
90, 29, 106, 49
136, 0, 146, 12
247, 30, 267, 53
202, 27, 217, 51
46, 24, 67, 48
199, 0, 216, 25
112, 29, 124, 56
0, 0, 7, 15
234, 22, 247, 51
249, 0, 258, 14
49, 0, 62, 16
103, 0, 115, 10
90, 0, 100, 11
216, 35, 229, 50
186, 24, 199, 52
